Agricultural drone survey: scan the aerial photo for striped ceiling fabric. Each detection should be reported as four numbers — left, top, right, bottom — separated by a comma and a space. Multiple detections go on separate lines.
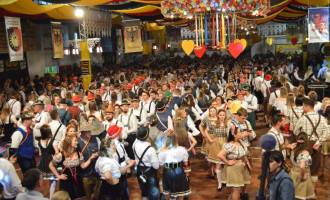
0, 0, 327, 24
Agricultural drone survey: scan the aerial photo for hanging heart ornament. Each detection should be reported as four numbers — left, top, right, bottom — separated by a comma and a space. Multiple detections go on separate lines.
182, 40, 195, 56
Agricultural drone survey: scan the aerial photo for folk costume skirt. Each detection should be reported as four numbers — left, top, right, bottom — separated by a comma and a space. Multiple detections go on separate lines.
207, 137, 227, 164
222, 160, 250, 187
162, 163, 191, 197
290, 166, 315, 200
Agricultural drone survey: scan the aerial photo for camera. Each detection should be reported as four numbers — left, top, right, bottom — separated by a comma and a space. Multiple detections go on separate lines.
139, 174, 147, 183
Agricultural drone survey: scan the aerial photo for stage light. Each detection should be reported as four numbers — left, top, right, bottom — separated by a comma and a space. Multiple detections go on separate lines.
89, 47, 93, 53
75, 9, 84, 17
64, 49, 70, 56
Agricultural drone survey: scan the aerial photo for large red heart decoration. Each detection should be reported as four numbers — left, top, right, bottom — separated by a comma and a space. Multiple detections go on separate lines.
228, 42, 243, 59
291, 38, 298, 46
194, 45, 206, 58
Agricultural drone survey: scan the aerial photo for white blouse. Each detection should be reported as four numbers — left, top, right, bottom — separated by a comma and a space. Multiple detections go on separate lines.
158, 146, 188, 166
95, 157, 121, 179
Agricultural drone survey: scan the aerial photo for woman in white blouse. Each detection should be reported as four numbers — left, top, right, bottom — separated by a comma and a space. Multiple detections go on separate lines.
158, 130, 191, 199
95, 136, 135, 200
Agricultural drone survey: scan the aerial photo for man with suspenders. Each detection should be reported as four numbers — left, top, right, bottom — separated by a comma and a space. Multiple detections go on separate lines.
131, 97, 147, 127
32, 101, 51, 138
77, 123, 101, 200
133, 126, 159, 200
294, 98, 328, 191
286, 94, 304, 141
102, 107, 124, 133
118, 100, 138, 160
49, 109, 66, 154
6, 91, 21, 120
265, 114, 295, 158
268, 82, 282, 126
261, 74, 272, 125
108, 125, 133, 200
11, 112, 36, 174
140, 91, 156, 117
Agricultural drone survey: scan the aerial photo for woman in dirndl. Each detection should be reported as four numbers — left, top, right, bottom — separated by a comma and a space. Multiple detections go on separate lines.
158, 130, 191, 199
199, 106, 217, 177
49, 134, 98, 200
205, 109, 229, 191
290, 132, 315, 199
95, 136, 135, 200
218, 126, 251, 200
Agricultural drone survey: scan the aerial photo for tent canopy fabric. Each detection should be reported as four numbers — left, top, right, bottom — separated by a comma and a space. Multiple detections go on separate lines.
0, 0, 327, 24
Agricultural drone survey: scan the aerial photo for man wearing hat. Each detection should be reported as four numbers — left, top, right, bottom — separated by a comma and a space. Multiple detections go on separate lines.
77, 123, 101, 200
132, 79, 140, 95
261, 74, 272, 125
125, 84, 136, 99
118, 100, 138, 159
242, 84, 258, 130
11, 112, 36, 174
155, 101, 173, 132
140, 91, 156, 117
236, 91, 248, 109
58, 98, 72, 126
68, 95, 82, 120
32, 100, 51, 138
0, 142, 25, 199
102, 107, 124, 136
108, 125, 133, 200
253, 70, 264, 112
131, 97, 147, 127
133, 126, 159, 200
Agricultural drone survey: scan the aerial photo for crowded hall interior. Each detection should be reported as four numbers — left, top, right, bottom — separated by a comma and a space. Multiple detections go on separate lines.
0, 0, 330, 200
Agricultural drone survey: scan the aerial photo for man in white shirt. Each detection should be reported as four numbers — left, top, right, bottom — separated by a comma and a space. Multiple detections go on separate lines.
268, 82, 282, 107
140, 91, 156, 117
292, 66, 303, 86
261, 74, 272, 124
100, 86, 110, 103
118, 100, 138, 160
32, 101, 51, 138
0, 143, 25, 199
16, 169, 48, 200
49, 109, 66, 154
133, 126, 159, 200
6, 91, 21, 119
253, 71, 264, 111
131, 97, 147, 127
242, 84, 258, 130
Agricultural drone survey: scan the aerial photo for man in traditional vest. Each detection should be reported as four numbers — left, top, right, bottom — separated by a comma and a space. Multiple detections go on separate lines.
68, 95, 82, 120
11, 112, 36, 174
294, 98, 328, 191
155, 101, 173, 132
241, 84, 258, 130
100, 86, 110, 103
253, 70, 264, 112
118, 100, 138, 159
58, 98, 72, 126
32, 100, 51, 138
77, 123, 101, 200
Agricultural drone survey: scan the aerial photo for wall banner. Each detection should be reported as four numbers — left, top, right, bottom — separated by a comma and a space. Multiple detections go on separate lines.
123, 20, 142, 53
51, 21, 64, 58
5, 17, 23, 61
308, 7, 329, 43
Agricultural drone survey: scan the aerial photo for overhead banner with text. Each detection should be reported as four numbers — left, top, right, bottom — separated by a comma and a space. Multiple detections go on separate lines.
5, 17, 23, 62
123, 20, 142, 53
276, 44, 303, 54
308, 7, 329, 43
51, 22, 64, 58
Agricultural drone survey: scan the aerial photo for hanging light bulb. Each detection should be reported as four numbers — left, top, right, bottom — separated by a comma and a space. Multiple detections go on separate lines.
64, 48, 70, 56
89, 47, 93, 53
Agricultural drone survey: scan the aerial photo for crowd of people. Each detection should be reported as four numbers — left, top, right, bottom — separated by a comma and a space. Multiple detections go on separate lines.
0, 52, 329, 200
